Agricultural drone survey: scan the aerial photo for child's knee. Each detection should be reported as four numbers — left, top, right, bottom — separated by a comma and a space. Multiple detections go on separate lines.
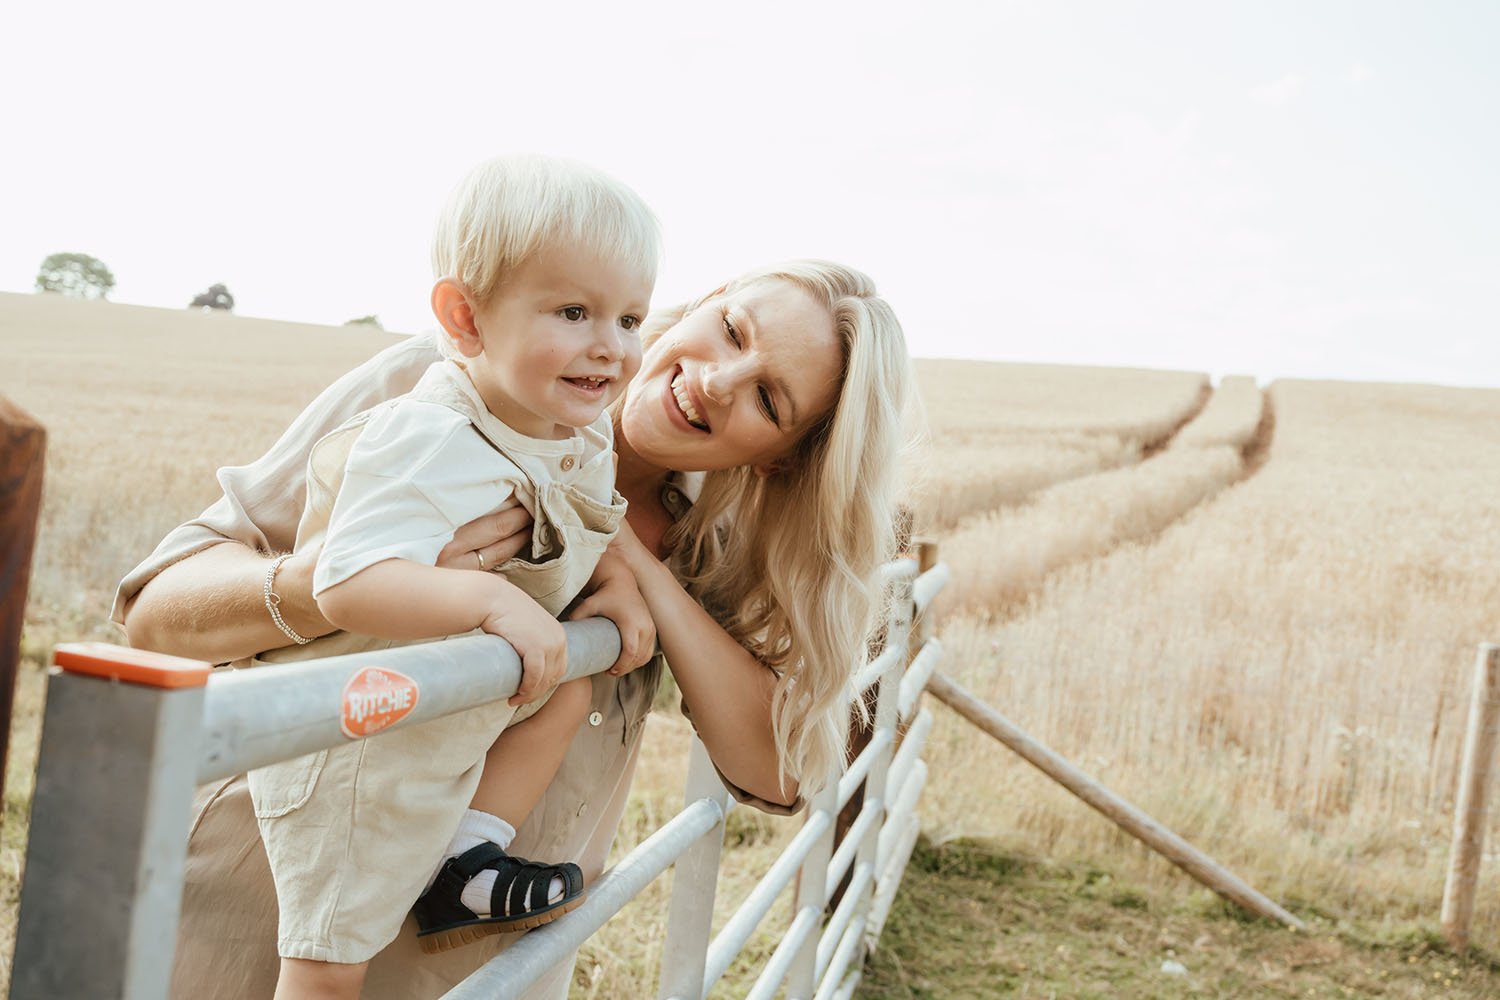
553, 675, 593, 721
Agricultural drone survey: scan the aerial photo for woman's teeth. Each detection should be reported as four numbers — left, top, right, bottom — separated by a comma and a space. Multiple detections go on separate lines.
671, 372, 708, 430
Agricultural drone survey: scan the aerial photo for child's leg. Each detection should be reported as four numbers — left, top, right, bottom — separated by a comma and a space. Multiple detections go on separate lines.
414, 677, 593, 951
472, 675, 594, 826
272, 957, 370, 1000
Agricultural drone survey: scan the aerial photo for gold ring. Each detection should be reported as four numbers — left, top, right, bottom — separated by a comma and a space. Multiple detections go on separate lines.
476, 550, 486, 571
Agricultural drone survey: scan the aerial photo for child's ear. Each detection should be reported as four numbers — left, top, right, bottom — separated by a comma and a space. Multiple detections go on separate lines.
431, 278, 483, 358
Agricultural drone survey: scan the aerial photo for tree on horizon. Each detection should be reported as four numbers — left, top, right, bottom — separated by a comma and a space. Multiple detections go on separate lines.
189, 284, 235, 311
35, 252, 115, 299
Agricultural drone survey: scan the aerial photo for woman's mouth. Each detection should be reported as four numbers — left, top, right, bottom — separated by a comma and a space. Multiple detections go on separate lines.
669, 370, 709, 432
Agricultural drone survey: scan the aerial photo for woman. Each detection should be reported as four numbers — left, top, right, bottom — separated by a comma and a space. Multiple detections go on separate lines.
118, 260, 913, 998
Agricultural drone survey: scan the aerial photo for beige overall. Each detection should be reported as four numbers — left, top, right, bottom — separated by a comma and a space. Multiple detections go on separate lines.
247, 363, 625, 964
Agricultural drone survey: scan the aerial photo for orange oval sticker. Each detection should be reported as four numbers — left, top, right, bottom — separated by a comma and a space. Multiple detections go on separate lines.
341, 666, 420, 739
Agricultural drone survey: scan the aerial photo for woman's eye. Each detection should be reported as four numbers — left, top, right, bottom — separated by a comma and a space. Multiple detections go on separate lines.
723, 314, 741, 348
561, 306, 585, 321
759, 386, 779, 424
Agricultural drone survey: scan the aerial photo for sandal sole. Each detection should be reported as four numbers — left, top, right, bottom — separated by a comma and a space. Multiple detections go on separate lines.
417, 890, 587, 954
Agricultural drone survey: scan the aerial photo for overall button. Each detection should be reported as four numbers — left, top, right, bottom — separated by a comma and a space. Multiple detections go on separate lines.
560, 455, 576, 471
588, 710, 603, 727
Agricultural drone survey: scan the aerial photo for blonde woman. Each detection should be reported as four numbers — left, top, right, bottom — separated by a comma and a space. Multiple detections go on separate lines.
119, 260, 913, 998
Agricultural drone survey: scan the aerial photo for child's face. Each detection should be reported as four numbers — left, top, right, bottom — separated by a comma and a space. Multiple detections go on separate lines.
463, 244, 652, 439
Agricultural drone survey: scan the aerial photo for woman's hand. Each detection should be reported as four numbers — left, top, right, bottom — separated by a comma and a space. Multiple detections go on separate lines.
568, 547, 657, 676
436, 506, 533, 573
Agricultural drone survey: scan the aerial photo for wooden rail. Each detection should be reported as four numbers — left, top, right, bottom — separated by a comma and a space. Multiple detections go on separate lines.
925, 669, 1306, 930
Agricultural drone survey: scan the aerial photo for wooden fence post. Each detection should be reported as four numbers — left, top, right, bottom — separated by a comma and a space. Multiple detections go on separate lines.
1441, 643, 1500, 952
1, 395, 46, 805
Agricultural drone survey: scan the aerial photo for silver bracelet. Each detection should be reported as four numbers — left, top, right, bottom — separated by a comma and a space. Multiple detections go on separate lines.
264, 553, 314, 645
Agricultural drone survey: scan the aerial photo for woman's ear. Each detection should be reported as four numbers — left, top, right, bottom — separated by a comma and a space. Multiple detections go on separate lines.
431, 278, 484, 358
752, 459, 790, 479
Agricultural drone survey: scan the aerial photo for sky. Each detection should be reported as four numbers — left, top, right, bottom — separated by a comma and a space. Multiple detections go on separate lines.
3, 1, 1496, 387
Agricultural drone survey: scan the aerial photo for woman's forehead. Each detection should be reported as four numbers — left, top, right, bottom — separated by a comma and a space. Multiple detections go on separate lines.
729, 279, 832, 340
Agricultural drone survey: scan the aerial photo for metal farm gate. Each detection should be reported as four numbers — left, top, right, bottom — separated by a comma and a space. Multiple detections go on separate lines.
10, 551, 950, 999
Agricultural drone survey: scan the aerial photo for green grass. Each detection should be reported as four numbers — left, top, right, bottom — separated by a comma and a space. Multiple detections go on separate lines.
861, 837, 1500, 999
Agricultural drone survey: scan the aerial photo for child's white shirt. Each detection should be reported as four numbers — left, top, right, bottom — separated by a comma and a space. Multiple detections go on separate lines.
309, 359, 621, 613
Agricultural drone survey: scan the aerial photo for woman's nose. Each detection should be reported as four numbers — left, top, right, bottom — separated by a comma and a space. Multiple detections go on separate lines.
701, 363, 738, 404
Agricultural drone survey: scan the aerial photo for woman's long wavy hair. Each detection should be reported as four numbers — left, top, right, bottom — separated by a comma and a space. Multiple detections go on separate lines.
637, 261, 915, 794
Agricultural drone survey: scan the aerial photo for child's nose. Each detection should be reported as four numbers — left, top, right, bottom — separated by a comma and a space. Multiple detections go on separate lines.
591, 321, 626, 362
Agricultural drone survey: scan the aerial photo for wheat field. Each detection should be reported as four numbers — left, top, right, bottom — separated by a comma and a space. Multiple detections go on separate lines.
4, 292, 1500, 993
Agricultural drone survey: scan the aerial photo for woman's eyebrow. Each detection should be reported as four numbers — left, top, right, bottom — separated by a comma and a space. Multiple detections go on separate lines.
740, 303, 800, 425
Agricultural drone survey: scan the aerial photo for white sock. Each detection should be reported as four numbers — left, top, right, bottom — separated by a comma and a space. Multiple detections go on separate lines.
424, 809, 565, 914
424, 809, 516, 893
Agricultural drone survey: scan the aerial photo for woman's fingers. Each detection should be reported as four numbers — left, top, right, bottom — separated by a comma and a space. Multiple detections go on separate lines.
478, 526, 532, 570
437, 506, 533, 571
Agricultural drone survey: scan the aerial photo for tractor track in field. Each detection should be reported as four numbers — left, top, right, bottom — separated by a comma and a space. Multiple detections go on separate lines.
935, 382, 1279, 618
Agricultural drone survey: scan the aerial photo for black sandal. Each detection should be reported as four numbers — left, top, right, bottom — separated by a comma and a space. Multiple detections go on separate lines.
413, 842, 586, 954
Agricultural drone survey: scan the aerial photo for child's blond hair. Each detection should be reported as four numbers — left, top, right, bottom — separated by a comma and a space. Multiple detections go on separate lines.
431, 154, 660, 305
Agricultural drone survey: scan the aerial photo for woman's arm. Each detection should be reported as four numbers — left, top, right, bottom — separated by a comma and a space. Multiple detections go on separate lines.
612, 525, 798, 808
123, 507, 534, 663
123, 543, 328, 662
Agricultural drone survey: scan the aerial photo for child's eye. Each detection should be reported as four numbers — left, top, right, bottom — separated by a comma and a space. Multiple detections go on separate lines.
723, 313, 741, 348
620, 315, 641, 331
561, 306, 585, 321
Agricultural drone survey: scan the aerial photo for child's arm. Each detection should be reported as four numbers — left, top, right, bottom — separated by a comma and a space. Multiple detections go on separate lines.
319, 560, 567, 705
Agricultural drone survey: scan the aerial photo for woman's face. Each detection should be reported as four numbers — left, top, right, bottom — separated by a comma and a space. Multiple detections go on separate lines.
621, 278, 843, 474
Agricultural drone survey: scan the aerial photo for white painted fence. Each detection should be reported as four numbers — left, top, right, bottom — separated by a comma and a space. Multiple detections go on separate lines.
10, 553, 949, 999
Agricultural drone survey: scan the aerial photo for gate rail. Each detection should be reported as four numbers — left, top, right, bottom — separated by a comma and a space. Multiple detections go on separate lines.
11, 549, 949, 999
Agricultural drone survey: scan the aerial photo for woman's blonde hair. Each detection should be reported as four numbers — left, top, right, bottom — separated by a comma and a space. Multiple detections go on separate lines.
430, 154, 660, 305
642, 261, 915, 794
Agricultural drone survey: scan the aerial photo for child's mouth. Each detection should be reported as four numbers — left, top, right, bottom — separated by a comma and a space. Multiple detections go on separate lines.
562, 375, 611, 394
